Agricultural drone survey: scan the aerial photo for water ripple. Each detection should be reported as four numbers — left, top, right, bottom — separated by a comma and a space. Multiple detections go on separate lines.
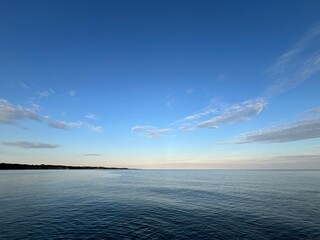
0, 170, 319, 239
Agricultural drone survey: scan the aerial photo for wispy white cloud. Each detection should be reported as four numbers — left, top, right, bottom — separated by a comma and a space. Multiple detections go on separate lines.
171, 97, 221, 126
19, 82, 30, 89
86, 113, 98, 120
303, 107, 320, 115
86, 123, 103, 133
1, 98, 105, 135
131, 125, 172, 138
165, 98, 175, 109
184, 108, 216, 121
225, 117, 320, 144
69, 90, 76, 97
138, 98, 266, 137
48, 120, 83, 130
198, 98, 267, 129
0, 99, 42, 125
267, 24, 320, 95
48, 120, 67, 130
3, 141, 60, 149
30, 103, 41, 111
47, 117, 102, 133
179, 123, 197, 132
69, 122, 84, 128
36, 88, 54, 98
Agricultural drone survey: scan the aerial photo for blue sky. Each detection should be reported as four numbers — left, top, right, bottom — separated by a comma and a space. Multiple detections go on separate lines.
1, 0, 320, 168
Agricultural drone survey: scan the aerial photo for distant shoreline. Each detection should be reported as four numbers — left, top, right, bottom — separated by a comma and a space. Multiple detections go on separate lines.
0, 163, 129, 170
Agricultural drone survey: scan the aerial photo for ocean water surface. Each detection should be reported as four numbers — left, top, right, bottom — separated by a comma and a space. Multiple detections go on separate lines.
0, 170, 319, 239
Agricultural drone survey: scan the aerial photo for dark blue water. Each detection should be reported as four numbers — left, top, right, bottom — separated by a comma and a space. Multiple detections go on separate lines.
0, 170, 319, 239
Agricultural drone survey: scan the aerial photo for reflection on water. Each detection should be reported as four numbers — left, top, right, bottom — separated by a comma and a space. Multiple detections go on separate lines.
0, 170, 319, 239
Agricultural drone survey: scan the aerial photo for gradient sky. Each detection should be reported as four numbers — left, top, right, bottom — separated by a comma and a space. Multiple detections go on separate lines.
1, 0, 320, 169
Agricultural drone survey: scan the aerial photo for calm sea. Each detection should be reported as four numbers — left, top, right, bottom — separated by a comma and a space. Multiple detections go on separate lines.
0, 170, 319, 239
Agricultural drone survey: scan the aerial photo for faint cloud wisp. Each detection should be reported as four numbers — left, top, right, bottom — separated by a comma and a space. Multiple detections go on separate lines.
132, 126, 172, 138
48, 120, 83, 130
198, 99, 267, 129
86, 113, 98, 120
224, 109, 320, 144
267, 24, 320, 96
69, 90, 76, 97
86, 124, 103, 133
36, 88, 54, 98
0, 99, 42, 125
3, 141, 60, 149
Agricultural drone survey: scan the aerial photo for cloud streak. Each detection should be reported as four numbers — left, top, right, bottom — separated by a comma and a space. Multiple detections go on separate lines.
267, 24, 320, 95
49, 119, 102, 133
1, 99, 102, 133
165, 98, 175, 109
0, 99, 42, 125
48, 120, 83, 130
86, 124, 103, 133
184, 108, 216, 121
86, 113, 98, 120
3, 141, 60, 149
36, 88, 54, 98
198, 99, 267, 129
19, 82, 30, 89
304, 107, 320, 115
226, 117, 320, 144
135, 98, 267, 138
132, 126, 172, 138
